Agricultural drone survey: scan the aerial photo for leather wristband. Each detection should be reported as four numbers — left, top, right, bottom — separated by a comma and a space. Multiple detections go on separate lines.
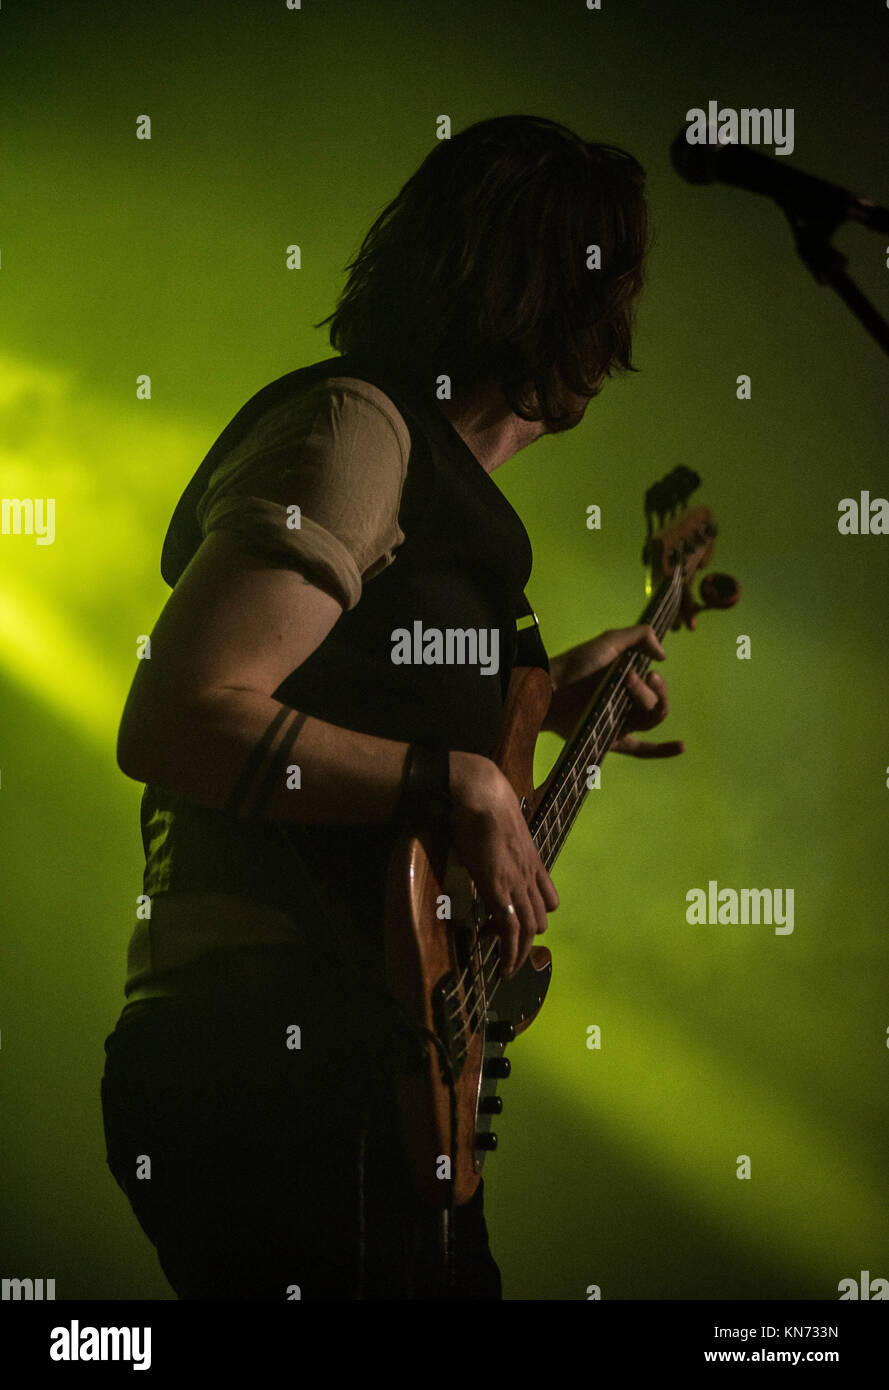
392, 744, 453, 830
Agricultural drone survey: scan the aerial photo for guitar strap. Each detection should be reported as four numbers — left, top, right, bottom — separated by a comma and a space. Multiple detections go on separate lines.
514, 592, 549, 672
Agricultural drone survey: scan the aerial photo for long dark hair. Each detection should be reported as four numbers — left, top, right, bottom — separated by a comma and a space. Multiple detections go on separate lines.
316, 115, 649, 424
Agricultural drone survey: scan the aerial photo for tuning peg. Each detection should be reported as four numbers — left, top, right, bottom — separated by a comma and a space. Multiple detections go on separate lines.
674, 572, 741, 631
699, 573, 741, 610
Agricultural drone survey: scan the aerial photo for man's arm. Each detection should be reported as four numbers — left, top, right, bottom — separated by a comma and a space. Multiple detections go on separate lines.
117, 530, 414, 824
117, 528, 558, 975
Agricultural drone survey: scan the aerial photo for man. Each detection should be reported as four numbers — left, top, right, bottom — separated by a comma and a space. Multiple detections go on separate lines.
101, 114, 682, 1301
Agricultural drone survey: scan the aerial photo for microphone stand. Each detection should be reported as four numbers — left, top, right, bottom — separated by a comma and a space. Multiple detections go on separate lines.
780, 194, 889, 359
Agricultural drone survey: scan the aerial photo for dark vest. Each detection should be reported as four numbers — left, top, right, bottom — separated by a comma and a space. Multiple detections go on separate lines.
140, 354, 549, 977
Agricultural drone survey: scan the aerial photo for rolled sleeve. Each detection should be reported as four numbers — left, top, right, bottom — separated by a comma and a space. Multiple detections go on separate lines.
195, 376, 411, 611
197, 493, 363, 609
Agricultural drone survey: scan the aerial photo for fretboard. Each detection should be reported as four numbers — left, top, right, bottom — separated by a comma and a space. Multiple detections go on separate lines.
529, 566, 684, 872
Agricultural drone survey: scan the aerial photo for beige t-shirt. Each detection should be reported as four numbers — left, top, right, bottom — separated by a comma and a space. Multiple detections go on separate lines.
125, 375, 413, 1000
195, 376, 412, 606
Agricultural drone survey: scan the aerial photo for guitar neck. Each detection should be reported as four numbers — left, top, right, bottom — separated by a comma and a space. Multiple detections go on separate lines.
529, 566, 685, 873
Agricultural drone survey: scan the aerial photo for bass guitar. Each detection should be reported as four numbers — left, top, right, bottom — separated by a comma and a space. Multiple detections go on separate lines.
384, 467, 738, 1206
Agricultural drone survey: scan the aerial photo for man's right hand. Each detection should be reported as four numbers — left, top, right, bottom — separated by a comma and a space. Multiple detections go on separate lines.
447, 751, 559, 979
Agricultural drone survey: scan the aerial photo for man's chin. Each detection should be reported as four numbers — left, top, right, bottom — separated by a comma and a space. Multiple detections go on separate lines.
543, 408, 586, 434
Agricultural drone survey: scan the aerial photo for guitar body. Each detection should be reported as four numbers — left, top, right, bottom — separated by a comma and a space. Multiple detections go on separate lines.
384, 664, 555, 1207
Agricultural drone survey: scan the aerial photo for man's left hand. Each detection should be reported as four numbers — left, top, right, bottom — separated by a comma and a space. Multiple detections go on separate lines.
542, 624, 685, 758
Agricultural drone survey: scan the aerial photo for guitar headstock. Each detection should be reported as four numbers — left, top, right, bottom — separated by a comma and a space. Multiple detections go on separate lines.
643, 467, 740, 629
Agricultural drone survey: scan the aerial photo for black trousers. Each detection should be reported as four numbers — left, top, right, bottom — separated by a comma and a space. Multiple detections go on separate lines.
100, 945, 502, 1300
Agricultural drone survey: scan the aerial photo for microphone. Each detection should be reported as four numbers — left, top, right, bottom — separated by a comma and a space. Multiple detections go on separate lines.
670, 128, 889, 235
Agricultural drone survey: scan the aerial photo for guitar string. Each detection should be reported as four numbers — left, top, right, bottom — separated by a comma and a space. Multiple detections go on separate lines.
446, 669, 650, 1054
471, 567, 686, 1019
453, 640, 673, 1048
440, 568, 684, 1052
442, 567, 683, 1033
543, 567, 683, 851
454, 675, 642, 1043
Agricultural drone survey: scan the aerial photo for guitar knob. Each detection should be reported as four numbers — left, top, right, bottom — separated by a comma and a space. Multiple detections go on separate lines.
475, 1132, 498, 1151
479, 1096, 503, 1115
484, 1057, 511, 1079
487, 1021, 515, 1043
700, 572, 740, 609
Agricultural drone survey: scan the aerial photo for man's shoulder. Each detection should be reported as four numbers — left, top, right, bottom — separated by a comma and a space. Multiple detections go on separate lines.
254, 370, 412, 467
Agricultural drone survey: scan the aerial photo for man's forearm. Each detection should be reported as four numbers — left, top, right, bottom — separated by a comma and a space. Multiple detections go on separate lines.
118, 686, 413, 825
